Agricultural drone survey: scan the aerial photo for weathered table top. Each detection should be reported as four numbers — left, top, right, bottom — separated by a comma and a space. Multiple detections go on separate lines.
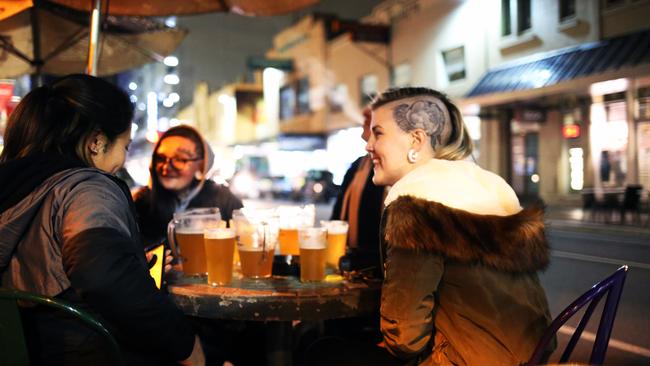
167, 274, 381, 322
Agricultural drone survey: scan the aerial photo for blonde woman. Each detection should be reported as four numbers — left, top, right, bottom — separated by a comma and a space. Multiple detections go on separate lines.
370, 87, 553, 365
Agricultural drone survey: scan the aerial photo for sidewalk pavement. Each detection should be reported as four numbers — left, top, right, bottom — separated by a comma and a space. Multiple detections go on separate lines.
544, 204, 650, 238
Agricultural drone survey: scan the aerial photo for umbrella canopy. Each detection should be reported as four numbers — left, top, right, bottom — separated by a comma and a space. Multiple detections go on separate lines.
0, 0, 32, 20
49, 0, 319, 17
0, 1, 187, 78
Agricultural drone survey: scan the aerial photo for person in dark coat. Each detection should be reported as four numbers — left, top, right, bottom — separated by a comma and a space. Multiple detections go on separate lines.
133, 125, 250, 365
330, 107, 385, 275
133, 125, 243, 249
0, 74, 204, 366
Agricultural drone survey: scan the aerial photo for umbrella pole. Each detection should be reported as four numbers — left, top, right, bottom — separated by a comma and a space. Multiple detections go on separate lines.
85, 0, 102, 76
30, 5, 42, 88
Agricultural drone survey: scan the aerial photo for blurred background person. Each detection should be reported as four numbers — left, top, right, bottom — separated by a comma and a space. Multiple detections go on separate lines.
299, 106, 387, 359
0, 74, 204, 366
133, 125, 243, 248
330, 106, 385, 275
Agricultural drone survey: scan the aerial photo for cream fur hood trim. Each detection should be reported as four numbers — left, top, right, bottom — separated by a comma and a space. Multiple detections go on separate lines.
384, 159, 521, 216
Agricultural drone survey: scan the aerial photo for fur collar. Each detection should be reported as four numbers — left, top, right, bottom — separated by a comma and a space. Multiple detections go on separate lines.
383, 195, 549, 273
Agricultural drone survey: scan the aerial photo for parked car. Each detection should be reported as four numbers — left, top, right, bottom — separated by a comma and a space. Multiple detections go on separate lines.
296, 170, 340, 203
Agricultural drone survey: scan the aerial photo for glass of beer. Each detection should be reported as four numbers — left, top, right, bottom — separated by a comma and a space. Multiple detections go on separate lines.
167, 208, 221, 276
233, 212, 278, 279
277, 205, 315, 256
203, 227, 236, 286
298, 227, 327, 282
320, 220, 349, 270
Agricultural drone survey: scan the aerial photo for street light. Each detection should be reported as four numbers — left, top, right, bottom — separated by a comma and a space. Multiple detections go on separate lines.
164, 56, 179, 67
163, 74, 180, 85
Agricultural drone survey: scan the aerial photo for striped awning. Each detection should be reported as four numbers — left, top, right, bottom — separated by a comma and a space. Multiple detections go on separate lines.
466, 28, 650, 98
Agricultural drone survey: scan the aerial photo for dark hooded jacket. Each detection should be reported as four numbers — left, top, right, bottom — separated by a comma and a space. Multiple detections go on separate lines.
379, 159, 553, 366
0, 154, 195, 365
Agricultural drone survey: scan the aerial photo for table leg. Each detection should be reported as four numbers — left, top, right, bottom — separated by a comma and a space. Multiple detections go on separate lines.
266, 321, 293, 366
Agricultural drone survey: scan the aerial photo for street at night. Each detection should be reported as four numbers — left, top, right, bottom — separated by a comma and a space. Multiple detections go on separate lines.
542, 224, 650, 365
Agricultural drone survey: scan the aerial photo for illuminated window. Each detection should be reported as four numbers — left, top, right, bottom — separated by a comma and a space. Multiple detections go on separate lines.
360, 74, 378, 106
559, 0, 576, 21
296, 78, 310, 115
501, 0, 512, 36
502, 0, 532, 36
442, 46, 466, 82
569, 148, 584, 190
517, 0, 531, 33
393, 63, 411, 87
279, 84, 296, 121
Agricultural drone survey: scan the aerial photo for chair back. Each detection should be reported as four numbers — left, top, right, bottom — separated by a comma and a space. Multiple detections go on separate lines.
622, 185, 642, 209
0, 288, 125, 366
528, 265, 628, 365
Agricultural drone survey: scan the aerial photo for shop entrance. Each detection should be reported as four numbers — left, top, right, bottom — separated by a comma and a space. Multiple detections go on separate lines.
511, 122, 540, 201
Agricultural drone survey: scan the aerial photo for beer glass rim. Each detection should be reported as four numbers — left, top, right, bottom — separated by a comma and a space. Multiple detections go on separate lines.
173, 207, 221, 219
320, 220, 349, 226
204, 227, 236, 238
298, 226, 327, 249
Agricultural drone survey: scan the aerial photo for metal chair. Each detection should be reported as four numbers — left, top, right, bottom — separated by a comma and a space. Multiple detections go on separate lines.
0, 288, 125, 366
528, 265, 628, 365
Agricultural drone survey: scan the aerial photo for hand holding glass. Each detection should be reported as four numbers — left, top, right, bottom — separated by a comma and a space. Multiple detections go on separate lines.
167, 208, 221, 276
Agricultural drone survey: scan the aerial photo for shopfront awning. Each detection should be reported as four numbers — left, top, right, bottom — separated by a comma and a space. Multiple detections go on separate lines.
464, 28, 650, 106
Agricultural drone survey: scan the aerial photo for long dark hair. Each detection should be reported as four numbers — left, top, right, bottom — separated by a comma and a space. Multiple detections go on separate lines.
0, 74, 133, 164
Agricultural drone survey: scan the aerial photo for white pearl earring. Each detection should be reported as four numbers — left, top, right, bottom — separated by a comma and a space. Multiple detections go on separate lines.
407, 149, 419, 164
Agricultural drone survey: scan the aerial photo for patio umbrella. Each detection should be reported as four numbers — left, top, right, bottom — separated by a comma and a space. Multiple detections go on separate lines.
49, 0, 319, 17
0, 0, 187, 78
48, 0, 318, 75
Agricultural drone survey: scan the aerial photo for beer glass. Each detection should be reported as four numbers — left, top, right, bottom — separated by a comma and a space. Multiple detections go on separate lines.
277, 205, 315, 256
167, 208, 221, 276
298, 227, 327, 282
320, 220, 349, 270
204, 227, 235, 285
233, 210, 278, 279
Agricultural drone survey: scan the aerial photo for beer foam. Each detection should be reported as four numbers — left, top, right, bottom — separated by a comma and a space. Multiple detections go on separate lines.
204, 228, 235, 239
298, 228, 326, 249
299, 240, 326, 249
175, 228, 204, 235
326, 226, 348, 235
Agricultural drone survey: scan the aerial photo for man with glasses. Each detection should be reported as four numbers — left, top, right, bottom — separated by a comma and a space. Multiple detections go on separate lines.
134, 125, 243, 250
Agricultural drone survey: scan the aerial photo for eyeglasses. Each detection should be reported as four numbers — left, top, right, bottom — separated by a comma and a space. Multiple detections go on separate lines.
153, 154, 202, 171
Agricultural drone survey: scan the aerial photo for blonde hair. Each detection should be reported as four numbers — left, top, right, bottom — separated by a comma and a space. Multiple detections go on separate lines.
371, 87, 473, 161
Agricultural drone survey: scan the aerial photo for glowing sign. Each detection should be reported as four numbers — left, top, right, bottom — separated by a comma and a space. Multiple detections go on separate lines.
563, 124, 580, 139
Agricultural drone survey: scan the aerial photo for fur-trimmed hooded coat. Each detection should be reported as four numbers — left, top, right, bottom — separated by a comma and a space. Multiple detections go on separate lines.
379, 159, 553, 366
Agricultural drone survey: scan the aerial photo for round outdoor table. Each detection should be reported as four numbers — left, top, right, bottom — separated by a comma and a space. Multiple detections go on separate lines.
167, 274, 381, 366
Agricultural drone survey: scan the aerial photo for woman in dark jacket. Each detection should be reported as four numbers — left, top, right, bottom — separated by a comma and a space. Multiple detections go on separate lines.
0, 74, 204, 365
133, 125, 243, 248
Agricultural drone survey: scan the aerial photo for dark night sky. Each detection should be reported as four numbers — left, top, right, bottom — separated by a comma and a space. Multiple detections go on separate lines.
175, 0, 383, 109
